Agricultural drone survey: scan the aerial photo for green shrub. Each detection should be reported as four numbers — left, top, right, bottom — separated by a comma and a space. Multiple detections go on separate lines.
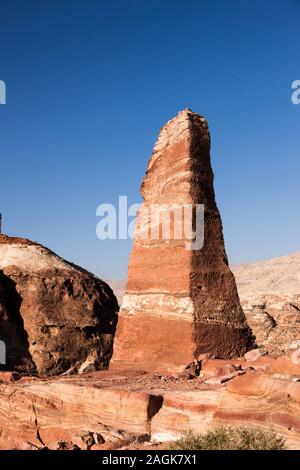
169, 426, 285, 450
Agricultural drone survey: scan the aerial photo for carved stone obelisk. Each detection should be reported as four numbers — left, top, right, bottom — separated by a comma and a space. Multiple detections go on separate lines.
112, 109, 253, 367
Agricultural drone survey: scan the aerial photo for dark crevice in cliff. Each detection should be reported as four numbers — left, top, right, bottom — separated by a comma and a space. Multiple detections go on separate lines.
147, 394, 164, 435
0, 270, 37, 373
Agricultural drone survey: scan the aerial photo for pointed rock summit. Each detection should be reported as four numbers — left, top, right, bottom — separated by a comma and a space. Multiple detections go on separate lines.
112, 109, 253, 367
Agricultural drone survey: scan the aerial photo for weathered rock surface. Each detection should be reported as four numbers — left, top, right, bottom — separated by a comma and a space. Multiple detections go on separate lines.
111, 250, 300, 354
0, 371, 162, 450
151, 389, 221, 442
214, 371, 300, 450
232, 252, 300, 352
0, 235, 118, 375
112, 109, 253, 368
0, 355, 299, 450
152, 370, 300, 449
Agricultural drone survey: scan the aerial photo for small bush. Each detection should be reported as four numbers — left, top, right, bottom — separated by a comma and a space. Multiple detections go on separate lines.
169, 426, 285, 450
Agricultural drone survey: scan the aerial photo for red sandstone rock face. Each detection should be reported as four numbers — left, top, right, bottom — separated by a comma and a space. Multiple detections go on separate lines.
0, 235, 118, 375
240, 294, 300, 353
112, 109, 253, 367
0, 356, 299, 450
151, 371, 300, 449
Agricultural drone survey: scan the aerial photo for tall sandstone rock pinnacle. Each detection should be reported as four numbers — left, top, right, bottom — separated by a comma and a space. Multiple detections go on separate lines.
112, 109, 253, 367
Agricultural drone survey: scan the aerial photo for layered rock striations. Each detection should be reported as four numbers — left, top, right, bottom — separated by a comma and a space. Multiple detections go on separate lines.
112, 109, 253, 367
0, 354, 299, 450
0, 235, 118, 375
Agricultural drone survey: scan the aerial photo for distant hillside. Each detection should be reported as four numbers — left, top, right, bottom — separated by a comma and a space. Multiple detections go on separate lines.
231, 251, 300, 298
105, 279, 126, 305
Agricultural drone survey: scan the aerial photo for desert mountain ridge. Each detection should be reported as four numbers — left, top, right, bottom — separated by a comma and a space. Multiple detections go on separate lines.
232, 250, 300, 298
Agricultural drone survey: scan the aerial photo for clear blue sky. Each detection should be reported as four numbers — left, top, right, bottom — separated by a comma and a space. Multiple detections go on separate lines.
0, 0, 299, 279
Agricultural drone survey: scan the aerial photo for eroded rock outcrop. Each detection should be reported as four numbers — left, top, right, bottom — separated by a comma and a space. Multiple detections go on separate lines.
0, 371, 162, 450
112, 109, 253, 368
232, 252, 300, 352
0, 235, 118, 375
0, 354, 299, 450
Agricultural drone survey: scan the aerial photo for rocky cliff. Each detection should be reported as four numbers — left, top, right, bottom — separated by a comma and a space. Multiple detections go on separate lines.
0, 349, 299, 450
232, 252, 300, 352
112, 109, 253, 367
0, 235, 118, 375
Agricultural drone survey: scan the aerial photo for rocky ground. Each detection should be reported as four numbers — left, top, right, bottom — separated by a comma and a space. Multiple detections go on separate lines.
0, 347, 299, 450
1, 245, 297, 451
